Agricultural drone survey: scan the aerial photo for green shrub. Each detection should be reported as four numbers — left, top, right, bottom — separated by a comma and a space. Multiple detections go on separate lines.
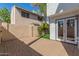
0, 8, 10, 23
42, 34, 50, 39
38, 23, 49, 36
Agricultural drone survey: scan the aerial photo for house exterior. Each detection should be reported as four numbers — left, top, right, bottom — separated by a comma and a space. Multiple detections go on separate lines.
0, 6, 44, 42
11, 6, 43, 25
47, 3, 79, 48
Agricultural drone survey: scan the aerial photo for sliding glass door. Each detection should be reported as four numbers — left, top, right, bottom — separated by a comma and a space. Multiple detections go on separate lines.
57, 17, 77, 44
58, 20, 64, 40
66, 18, 77, 44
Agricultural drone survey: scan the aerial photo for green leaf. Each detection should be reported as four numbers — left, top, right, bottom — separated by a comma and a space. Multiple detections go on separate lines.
0, 8, 10, 23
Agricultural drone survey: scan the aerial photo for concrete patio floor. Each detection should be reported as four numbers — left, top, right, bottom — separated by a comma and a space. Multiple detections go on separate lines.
0, 37, 79, 56
30, 38, 79, 56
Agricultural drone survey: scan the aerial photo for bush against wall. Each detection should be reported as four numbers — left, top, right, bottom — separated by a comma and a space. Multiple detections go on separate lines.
38, 23, 49, 36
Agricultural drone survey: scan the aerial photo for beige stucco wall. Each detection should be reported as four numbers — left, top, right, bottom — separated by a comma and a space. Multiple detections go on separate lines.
11, 6, 41, 25
9, 6, 40, 42
29, 13, 38, 20
1, 22, 39, 41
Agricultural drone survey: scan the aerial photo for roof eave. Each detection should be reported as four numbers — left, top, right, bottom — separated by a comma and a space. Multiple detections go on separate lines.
49, 7, 79, 20
15, 6, 43, 17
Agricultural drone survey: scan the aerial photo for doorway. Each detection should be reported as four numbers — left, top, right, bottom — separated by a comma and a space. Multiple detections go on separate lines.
57, 20, 64, 41
57, 17, 77, 44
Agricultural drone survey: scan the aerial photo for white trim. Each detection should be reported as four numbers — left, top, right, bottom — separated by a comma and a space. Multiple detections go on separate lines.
14, 6, 15, 24
75, 19, 77, 43
56, 17, 77, 44
55, 20, 58, 40
11, 6, 15, 24
56, 20, 64, 41
50, 19, 56, 40
65, 17, 77, 44
63, 19, 67, 41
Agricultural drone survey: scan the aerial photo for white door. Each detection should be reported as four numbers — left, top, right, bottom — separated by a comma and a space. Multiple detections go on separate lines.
66, 17, 77, 44
57, 17, 77, 44
57, 20, 64, 41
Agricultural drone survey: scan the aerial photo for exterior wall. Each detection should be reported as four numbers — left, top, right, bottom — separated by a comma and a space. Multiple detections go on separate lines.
50, 18, 56, 40
47, 3, 59, 24
47, 3, 59, 16
29, 13, 38, 20
48, 3, 79, 40
48, 3, 59, 40
10, 6, 40, 43
11, 6, 42, 25
1, 22, 39, 41
11, 6, 15, 24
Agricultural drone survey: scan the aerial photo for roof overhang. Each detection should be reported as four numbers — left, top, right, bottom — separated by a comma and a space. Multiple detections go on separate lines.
49, 7, 79, 20
15, 6, 43, 18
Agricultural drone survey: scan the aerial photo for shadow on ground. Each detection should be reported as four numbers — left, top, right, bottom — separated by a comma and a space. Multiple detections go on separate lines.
61, 41, 79, 56
0, 23, 79, 56
0, 24, 42, 56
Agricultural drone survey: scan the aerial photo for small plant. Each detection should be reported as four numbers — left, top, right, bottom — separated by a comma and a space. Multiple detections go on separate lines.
38, 23, 49, 36
42, 34, 50, 39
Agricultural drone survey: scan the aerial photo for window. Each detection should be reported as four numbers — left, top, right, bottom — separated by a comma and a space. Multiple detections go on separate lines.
58, 20, 63, 28
67, 19, 74, 27
21, 11, 29, 18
